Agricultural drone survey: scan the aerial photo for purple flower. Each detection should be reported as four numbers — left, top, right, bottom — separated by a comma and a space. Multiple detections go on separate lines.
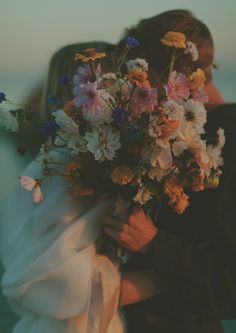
42, 120, 59, 138
164, 71, 190, 104
125, 36, 140, 47
73, 64, 101, 86
0, 92, 6, 103
60, 74, 71, 85
112, 107, 128, 128
73, 81, 104, 114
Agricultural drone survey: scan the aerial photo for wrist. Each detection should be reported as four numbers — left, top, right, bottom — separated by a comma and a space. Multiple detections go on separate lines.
139, 227, 158, 254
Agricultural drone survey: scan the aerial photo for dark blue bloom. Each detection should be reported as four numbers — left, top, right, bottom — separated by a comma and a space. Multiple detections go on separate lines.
0, 92, 6, 103
47, 95, 60, 106
112, 107, 128, 128
60, 74, 71, 85
124, 36, 140, 47
42, 120, 59, 138
126, 124, 142, 142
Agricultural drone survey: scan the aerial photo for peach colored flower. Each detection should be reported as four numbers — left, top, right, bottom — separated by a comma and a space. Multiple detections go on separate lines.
127, 70, 151, 88
111, 165, 134, 185
163, 175, 183, 201
172, 192, 189, 214
161, 31, 186, 48
188, 68, 206, 90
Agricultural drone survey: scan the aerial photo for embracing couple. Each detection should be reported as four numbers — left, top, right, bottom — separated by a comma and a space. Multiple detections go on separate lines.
1, 9, 236, 333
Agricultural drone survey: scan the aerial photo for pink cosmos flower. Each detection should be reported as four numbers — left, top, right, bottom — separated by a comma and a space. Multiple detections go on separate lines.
192, 85, 209, 103
73, 82, 104, 114
129, 86, 158, 118
164, 71, 190, 104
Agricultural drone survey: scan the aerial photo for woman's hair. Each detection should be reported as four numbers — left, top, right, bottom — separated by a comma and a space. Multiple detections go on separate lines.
115, 9, 214, 84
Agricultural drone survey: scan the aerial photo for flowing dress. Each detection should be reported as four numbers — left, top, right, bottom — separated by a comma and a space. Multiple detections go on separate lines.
0, 149, 125, 333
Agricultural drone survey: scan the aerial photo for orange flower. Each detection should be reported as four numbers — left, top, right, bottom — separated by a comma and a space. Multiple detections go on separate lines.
161, 116, 180, 138
161, 31, 186, 48
164, 175, 189, 214
127, 70, 151, 88
111, 165, 134, 185
172, 192, 189, 215
163, 175, 183, 201
75, 48, 106, 62
188, 68, 206, 90
64, 100, 75, 117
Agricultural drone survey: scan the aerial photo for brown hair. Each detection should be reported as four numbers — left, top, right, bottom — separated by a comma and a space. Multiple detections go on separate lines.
115, 9, 214, 84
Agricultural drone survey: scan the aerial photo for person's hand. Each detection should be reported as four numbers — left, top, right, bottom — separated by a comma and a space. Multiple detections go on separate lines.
104, 207, 158, 253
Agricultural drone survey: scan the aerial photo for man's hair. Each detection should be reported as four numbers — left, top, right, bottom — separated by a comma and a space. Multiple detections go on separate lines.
115, 9, 214, 83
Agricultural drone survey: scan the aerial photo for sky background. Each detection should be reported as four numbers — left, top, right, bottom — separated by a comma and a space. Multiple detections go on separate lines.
0, 0, 235, 101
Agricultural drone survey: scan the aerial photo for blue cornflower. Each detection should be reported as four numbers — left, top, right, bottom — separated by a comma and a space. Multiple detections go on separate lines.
112, 107, 128, 128
124, 36, 140, 47
42, 120, 59, 138
60, 74, 71, 85
0, 92, 6, 103
47, 95, 60, 106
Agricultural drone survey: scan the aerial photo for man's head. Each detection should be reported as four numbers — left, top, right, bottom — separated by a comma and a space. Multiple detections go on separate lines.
116, 10, 214, 84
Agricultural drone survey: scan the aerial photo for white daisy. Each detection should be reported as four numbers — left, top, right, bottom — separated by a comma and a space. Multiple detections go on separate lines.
85, 125, 121, 162
67, 134, 87, 155
52, 109, 79, 144
183, 99, 207, 134
184, 41, 199, 61
126, 58, 149, 72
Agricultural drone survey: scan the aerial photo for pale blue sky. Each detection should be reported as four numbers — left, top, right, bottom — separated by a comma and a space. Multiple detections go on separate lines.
0, 0, 235, 101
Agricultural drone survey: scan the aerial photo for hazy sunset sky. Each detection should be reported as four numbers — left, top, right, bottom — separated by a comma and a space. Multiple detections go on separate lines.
1, 0, 235, 101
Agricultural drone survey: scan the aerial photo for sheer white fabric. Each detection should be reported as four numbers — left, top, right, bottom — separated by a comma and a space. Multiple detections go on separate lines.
0, 149, 125, 333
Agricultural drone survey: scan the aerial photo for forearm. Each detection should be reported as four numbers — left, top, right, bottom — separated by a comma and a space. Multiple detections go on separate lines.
119, 269, 157, 307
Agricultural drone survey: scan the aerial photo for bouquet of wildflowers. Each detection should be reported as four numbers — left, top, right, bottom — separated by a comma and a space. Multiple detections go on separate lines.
0, 32, 225, 255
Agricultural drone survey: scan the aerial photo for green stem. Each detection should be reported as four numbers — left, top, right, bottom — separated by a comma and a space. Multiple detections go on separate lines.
168, 48, 176, 79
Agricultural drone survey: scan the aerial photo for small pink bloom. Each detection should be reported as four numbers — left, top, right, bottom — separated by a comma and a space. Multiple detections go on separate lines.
192, 85, 209, 103
73, 82, 104, 114
19, 176, 43, 203
164, 71, 190, 104
130, 86, 158, 118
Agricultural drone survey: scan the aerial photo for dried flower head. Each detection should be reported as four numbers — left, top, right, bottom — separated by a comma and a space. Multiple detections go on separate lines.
75, 48, 106, 62
111, 165, 134, 185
